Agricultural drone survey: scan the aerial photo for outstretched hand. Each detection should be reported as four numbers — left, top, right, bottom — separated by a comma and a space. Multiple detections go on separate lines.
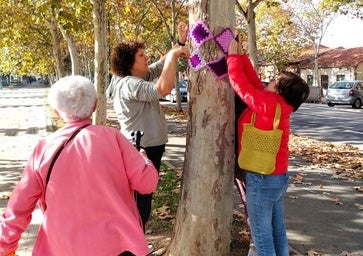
171, 44, 190, 59
228, 39, 239, 55
178, 21, 189, 44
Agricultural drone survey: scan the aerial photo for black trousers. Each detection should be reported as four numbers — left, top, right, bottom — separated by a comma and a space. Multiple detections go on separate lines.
136, 144, 165, 231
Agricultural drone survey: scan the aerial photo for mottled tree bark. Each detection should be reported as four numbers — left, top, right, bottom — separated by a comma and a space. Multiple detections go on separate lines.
166, 0, 235, 255
91, 0, 107, 125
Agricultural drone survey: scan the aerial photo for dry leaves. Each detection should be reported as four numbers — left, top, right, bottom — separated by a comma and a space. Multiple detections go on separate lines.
161, 105, 188, 124
307, 250, 363, 256
331, 196, 343, 205
154, 205, 173, 220
289, 134, 363, 180
308, 249, 326, 256
1, 192, 11, 200
340, 251, 363, 256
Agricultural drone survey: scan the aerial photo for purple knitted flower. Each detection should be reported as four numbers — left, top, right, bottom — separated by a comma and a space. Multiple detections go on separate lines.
190, 21, 214, 47
214, 28, 234, 55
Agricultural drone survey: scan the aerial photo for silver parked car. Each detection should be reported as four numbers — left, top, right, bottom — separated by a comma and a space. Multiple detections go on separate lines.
164, 81, 188, 103
326, 80, 363, 109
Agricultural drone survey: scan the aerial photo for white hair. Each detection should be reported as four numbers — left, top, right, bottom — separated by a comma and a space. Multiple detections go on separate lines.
48, 76, 97, 123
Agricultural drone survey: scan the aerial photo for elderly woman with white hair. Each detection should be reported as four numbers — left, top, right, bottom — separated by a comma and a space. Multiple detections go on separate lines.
0, 75, 158, 256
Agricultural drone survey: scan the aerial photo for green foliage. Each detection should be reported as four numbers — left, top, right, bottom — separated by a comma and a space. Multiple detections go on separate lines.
254, 1, 305, 71
0, 1, 53, 75
0, 0, 188, 77
3, 0, 349, 79
320, 0, 363, 18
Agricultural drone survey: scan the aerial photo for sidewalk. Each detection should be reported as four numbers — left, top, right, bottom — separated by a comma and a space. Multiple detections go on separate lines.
0, 85, 48, 255
1, 86, 362, 256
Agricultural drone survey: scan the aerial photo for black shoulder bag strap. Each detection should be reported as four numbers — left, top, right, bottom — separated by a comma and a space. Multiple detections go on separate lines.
46, 124, 90, 185
44, 124, 90, 210
43, 124, 90, 210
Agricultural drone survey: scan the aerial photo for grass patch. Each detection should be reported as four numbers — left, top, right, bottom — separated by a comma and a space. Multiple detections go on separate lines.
147, 163, 182, 232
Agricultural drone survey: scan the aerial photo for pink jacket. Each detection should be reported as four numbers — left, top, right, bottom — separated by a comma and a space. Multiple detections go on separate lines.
0, 120, 158, 256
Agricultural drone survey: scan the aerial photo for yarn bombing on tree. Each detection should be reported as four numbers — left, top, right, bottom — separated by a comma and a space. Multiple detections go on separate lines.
188, 21, 235, 79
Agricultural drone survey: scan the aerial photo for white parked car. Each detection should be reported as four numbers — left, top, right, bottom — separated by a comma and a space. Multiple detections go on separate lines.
164, 81, 188, 103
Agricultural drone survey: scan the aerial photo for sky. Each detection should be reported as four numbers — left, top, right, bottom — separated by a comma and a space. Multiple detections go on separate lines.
321, 14, 363, 48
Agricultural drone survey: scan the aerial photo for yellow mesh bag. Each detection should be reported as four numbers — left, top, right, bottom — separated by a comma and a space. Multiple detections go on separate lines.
238, 104, 282, 175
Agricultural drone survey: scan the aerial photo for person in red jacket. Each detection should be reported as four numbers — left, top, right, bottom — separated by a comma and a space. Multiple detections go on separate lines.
227, 39, 309, 256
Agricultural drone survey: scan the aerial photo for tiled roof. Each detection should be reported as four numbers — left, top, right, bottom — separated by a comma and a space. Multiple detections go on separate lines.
298, 46, 363, 68
293, 45, 331, 63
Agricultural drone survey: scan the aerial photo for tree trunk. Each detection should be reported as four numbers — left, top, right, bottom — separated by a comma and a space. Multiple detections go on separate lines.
246, 7, 258, 68
171, 0, 183, 112
59, 25, 80, 75
91, 0, 107, 125
49, 15, 64, 79
166, 0, 235, 255
235, 0, 263, 68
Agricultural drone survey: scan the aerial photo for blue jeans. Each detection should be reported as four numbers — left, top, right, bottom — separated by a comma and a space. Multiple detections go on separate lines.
245, 171, 289, 256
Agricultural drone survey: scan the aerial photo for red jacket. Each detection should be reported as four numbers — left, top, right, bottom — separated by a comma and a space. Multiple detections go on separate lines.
227, 54, 293, 175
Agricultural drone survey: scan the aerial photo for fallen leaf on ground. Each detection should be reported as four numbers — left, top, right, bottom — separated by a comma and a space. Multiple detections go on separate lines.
308, 249, 327, 256
292, 174, 304, 184
332, 197, 343, 205
155, 205, 173, 220
1, 192, 11, 200
238, 229, 250, 242
340, 251, 363, 256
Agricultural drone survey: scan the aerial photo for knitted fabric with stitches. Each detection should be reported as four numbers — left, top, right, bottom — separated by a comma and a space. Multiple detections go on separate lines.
190, 21, 214, 47
214, 28, 234, 55
189, 50, 206, 71
189, 21, 234, 79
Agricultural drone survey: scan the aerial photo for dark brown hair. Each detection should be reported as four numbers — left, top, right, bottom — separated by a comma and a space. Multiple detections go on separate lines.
276, 71, 310, 111
110, 41, 145, 77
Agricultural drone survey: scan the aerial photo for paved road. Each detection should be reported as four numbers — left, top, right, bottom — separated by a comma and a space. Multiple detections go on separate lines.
291, 103, 363, 150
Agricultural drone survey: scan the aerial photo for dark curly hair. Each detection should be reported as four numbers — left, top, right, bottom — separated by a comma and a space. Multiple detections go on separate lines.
110, 41, 145, 77
276, 71, 310, 112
